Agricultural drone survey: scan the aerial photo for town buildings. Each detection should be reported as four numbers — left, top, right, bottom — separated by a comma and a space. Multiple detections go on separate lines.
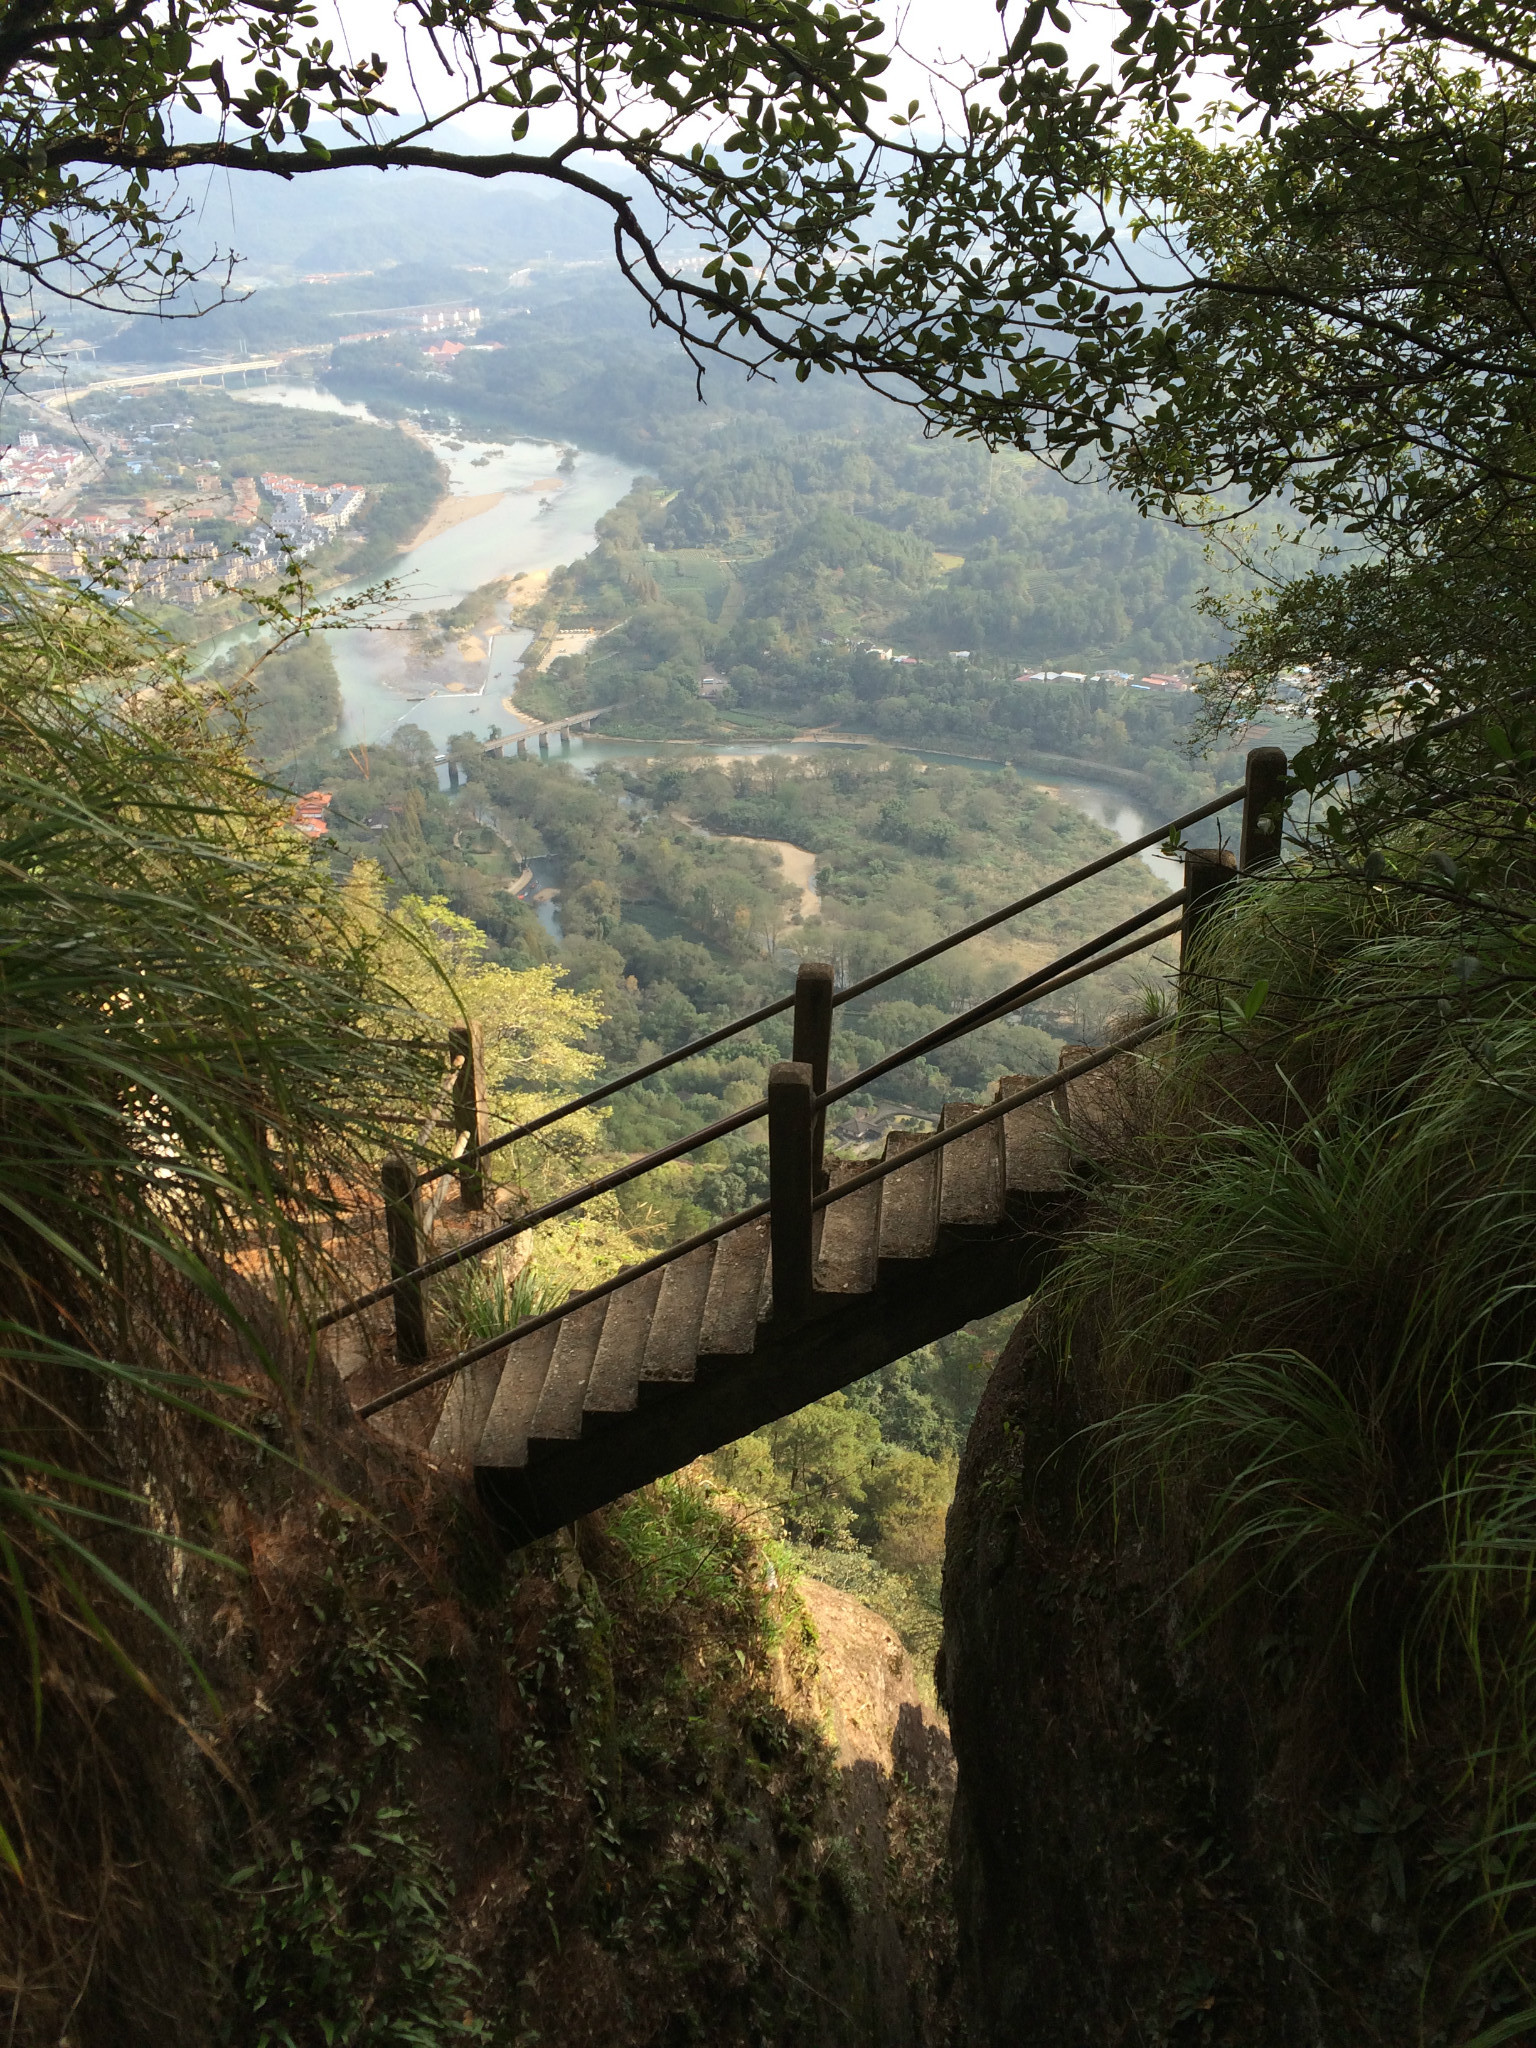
0, 432, 88, 501
259, 473, 367, 555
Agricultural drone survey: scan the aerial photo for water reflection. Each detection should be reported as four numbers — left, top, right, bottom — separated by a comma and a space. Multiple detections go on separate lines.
526, 856, 564, 939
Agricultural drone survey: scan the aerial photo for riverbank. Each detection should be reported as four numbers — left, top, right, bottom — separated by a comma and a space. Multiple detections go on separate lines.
405, 489, 505, 549
595, 722, 1173, 801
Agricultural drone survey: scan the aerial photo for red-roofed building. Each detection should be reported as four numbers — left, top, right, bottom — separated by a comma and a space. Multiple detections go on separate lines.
290, 790, 333, 839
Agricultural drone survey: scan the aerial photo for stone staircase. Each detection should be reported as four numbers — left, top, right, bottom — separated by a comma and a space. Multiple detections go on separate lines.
444, 1047, 1124, 1547
324, 746, 1291, 1552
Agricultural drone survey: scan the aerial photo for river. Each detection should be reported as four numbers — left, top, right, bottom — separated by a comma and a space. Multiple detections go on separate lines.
213, 383, 636, 752
218, 382, 1185, 894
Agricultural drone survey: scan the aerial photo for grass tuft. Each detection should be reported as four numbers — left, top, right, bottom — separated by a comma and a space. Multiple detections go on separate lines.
1037, 854, 1536, 2038
0, 561, 436, 2038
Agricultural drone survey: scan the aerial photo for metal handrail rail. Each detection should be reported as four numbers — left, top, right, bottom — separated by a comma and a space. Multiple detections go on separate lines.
321, 895, 1186, 1327
412, 779, 1243, 1187
357, 1022, 1170, 1418
348, 701, 1536, 1411
815, 891, 1185, 1112
320, 1093, 771, 1328
409, 690, 1536, 1192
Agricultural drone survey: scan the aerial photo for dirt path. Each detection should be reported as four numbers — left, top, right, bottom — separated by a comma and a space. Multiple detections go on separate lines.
682, 817, 820, 917
758, 838, 820, 919
535, 624, 618, 672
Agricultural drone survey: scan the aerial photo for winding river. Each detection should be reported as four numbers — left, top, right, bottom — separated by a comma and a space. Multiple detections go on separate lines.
216, 383, 1184, 892
217, 383, 635, 752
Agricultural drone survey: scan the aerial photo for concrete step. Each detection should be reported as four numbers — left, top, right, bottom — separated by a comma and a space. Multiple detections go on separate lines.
994, 1074, 1073, 1192
476, 1322, 559, 1469
938, 1105, 1005, 1227
430, 1352, 503, 1475
584, 1267, 666, 1420
814, 1160, 881, 1295
1057, 1041, 1133, 1161
699, 1215, 771, 1355
877, 1130, 940, 1259
641, 1243, 715, 1387
528, 1297, 606, 1450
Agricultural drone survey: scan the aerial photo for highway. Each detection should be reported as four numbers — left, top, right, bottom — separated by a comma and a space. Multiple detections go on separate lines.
36, 346, 330, 409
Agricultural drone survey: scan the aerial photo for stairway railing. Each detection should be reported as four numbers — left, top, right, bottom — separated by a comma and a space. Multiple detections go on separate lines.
408, 774, 1262, 1192
354, 1029, 1166, 1417
334, 745, 1292, 1412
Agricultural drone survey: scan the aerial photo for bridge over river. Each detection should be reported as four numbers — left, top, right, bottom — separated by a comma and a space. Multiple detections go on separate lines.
436, 703, 622, 771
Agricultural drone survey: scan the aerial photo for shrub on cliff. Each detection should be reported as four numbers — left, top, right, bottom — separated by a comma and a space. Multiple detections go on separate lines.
0, 564, 441, 2036
1032, 767, 1536, 2040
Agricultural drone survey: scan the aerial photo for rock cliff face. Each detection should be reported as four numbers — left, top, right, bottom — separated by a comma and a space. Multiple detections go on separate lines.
939, 1315, 1436, 2048
796, 1577, 959, 2047
1, 1341, 963, 2048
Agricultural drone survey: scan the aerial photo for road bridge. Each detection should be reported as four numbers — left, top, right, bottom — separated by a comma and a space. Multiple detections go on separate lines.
436, 704, 622, 771
36, 346, 330, 408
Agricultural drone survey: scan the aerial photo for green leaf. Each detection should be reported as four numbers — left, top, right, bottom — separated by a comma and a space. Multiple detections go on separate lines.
1240, 976, 1269, 1023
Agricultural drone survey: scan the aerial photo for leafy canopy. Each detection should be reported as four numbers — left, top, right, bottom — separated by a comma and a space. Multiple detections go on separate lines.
15, 0, 1536, 770
5, 0, 1530, 512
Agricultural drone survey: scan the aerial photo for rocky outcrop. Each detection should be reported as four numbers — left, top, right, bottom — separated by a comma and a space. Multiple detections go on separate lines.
939, 1314, 1441, 2048
797, 1578, 959, 2047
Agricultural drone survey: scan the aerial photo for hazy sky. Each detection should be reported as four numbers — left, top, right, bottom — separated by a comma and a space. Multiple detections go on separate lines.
182, 0, 1147, 281
301, 0, 1130, 145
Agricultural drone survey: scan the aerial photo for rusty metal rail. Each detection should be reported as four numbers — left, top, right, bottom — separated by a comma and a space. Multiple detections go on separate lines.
332, 700, 1536, 1421
411, 777, 1247, 1190
319, 891, 1190, 1332
356, 1024, 1169, 1418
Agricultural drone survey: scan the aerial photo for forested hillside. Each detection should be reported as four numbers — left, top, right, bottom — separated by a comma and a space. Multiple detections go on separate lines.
87, 239, 1264, 1715
328, 275, 1239, 700
212, 634, 342, 760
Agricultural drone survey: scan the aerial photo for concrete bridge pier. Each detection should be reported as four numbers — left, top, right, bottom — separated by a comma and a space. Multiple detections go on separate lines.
559, 726, 572, 750
538, 731, 550, 755
516, 736, 528, 759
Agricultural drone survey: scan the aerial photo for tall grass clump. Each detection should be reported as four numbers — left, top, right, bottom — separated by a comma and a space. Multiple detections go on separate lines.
0, 564, 436, 2039
1039, 780, 1536, 2041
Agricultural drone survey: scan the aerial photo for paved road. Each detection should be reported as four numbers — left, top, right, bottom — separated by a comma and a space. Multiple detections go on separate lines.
35, 346, 329, 408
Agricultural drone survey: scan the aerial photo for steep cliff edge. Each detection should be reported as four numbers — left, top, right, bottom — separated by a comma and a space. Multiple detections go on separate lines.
2, 1346, 960, 2047
797, 1576, 959, 2048
941, 1314, 1329, 2047
938, 859, 1536, 2046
